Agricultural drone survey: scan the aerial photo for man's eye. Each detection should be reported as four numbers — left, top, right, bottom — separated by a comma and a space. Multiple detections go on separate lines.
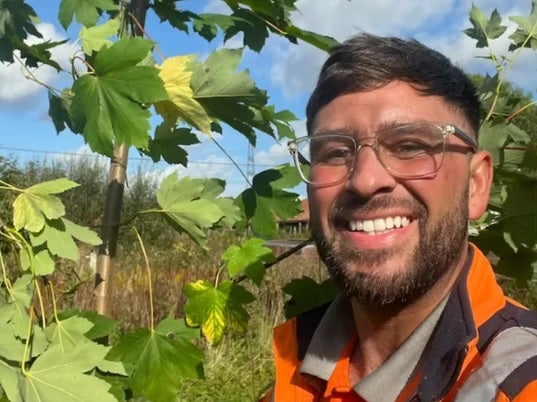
386, 141, 431, 157
313, 145, 353, 165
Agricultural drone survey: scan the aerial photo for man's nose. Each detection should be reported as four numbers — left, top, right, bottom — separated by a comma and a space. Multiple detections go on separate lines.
345, 144, 397, 197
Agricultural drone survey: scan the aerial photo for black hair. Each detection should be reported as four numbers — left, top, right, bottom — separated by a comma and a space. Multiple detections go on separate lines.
306, 33, 481, 136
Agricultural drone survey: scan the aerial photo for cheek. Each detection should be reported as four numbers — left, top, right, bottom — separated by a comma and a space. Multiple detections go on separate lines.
413, 172, 468, 219
307, 187, 337, 226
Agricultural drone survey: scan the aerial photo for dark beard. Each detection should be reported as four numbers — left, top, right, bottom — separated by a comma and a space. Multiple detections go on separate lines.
311, 188, 469, 307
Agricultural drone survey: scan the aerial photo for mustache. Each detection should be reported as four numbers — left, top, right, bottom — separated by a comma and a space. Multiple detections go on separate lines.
330, 195, 426, 220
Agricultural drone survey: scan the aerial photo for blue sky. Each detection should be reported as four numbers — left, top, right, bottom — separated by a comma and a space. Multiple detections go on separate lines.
1, 0, 535, 196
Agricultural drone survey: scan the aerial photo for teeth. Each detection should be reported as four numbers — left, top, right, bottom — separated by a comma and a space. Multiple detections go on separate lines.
363, 220, 374, 232
348, 216, 411, 233
374, 218, 386, 231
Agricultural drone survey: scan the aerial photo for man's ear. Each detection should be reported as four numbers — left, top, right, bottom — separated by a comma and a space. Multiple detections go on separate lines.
468, 150, 493, 220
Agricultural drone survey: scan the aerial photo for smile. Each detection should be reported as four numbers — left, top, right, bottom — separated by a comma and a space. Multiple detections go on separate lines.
348, 216, 411, 234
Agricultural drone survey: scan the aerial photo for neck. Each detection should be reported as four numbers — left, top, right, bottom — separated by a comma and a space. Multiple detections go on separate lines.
348, 247, 468, 384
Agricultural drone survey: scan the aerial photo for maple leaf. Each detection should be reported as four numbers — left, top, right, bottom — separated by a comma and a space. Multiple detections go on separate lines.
155, 55, 212, 134
58, 0, 118, 30
79, 18, 120, 54
107, 326, 203, 402
222, 238, 275, 285
12, 178, 79, 232
21, 343, 117, 402
283, 277, 339, 319
155, 174, 239, 246
144, 124, 200, 166
70, 37, 168, 156
464, 5, 507, 48
236, 165, 301, 237
509, 1, 537, 51
183, 280, 255, 345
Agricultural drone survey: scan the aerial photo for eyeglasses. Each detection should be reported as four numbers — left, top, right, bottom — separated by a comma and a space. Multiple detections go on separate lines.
288, 123, 477, 186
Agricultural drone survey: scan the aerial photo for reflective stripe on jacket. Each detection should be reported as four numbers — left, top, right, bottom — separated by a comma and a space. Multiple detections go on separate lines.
261, 245, 537, 401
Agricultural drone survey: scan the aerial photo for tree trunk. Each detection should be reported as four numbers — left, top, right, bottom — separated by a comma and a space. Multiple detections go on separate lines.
93, 0, 150, 317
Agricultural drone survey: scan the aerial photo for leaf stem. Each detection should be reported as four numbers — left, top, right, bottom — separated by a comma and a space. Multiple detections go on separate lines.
506, 100, 537, 122
133, 227, 154, 331
486, 18, 537, 122
129, 11, 166, 62
211, 137, 252, 187
21, 308, 34, 376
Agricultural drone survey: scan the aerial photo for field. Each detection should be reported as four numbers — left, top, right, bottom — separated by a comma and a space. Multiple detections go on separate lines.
52, 229, 325, 401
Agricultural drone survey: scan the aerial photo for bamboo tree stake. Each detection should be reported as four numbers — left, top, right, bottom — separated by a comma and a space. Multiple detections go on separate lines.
94, 0, 150, 317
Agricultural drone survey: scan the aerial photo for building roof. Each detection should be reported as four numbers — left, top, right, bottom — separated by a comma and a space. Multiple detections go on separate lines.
283, 199, 309, 223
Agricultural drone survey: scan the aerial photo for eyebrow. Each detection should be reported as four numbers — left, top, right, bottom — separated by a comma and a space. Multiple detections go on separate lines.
310, 127, 357, 137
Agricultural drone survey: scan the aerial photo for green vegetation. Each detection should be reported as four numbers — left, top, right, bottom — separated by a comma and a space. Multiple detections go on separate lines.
0, 1, 536, 401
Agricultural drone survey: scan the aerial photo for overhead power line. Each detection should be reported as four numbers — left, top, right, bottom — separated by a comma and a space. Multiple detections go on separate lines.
0, 145, 277, 168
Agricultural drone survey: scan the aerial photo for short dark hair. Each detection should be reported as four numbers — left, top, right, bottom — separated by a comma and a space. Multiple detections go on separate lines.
306, 33, 481, 136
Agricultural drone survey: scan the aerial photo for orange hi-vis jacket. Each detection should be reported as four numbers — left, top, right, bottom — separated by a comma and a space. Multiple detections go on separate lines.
261, 245, 537, 401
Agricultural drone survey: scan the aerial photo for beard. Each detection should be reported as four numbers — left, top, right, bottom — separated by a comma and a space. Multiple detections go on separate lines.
311, 186, 469, 308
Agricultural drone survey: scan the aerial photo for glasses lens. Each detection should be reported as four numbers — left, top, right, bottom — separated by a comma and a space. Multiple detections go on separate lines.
378, 124, 445, 177
295, 135, 355, 185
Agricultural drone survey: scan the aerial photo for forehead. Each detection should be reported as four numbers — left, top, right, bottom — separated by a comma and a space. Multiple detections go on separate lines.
311, 82, 466, 135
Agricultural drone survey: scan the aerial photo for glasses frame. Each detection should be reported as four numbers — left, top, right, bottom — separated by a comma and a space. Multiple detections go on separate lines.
288, 123, 478, 186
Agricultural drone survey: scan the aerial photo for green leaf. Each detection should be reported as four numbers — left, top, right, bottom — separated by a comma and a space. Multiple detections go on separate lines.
496, 246, 537, 284
31, 219, 77, 260
48, 91, 75, 134
183, 280, 255, 345
144, 124, 199, 165
0, 322, 26, 362
222, 238, 275, 285
107, 328, 204, 402
0, 362, 21, 402
11, 274, 32, 309
71, 38, 168, 156
44, 316, 94, 350
16, 39, 66, 70
30, 218, 100, 262
156, 174, 226, 245
155, 55, 212, 133
509, 2, 537, 51
191, 48, 268, 144
152, 1, 198, 34
193, 13, 233, 41
58, 0, 118, 30
80, 18, 120, 54
236, 166, 301, 237
224, 8, 269, 52
283, 277, 338, 319
63, 218, 102, 245
465, 5, 507, 47
478, 122, 508, 163
33, 248, 55, 275
21, 342, 116, 402
286, 25, 338, 51
0, 0, 41, 66
503, 181, 537, 247
12, 178, 78, 232
155, 317, 200, 342
58, 309, 117, 340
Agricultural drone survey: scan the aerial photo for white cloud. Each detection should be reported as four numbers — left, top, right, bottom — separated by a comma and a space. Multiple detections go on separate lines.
0, 22, 80, 105
268, 0, 537, 99
254, 142, 289, 167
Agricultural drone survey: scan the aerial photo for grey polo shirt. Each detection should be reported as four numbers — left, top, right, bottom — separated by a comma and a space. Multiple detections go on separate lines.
300, 293, 448, 402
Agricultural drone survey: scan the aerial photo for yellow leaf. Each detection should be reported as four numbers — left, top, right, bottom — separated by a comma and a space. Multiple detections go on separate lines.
155, 56, 212, 134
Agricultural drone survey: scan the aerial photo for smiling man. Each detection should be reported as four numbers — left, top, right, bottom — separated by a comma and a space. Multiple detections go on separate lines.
261, 34, 537, 401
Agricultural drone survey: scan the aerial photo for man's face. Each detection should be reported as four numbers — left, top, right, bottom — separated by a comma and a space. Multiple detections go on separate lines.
308, 81, 485, 307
